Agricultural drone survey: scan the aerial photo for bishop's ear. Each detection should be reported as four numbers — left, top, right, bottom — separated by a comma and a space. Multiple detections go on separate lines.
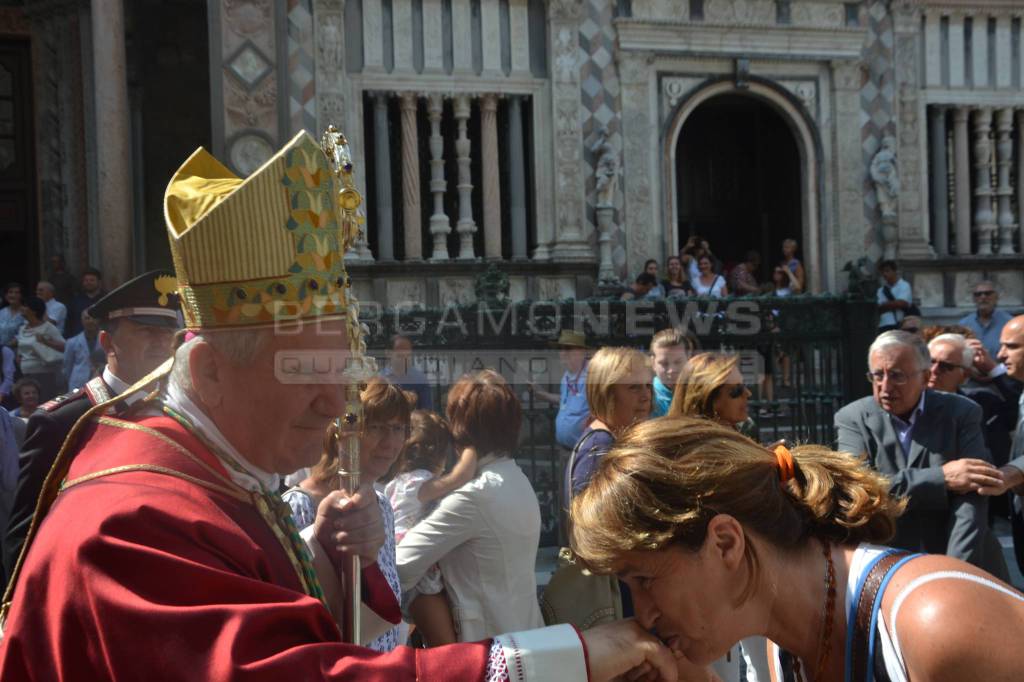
188, 340, 225, 409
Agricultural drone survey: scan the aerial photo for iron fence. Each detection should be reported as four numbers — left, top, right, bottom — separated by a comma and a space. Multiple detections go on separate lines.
367, 295, 877, 547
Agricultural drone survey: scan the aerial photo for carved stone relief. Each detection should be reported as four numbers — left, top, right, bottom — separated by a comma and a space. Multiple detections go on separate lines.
662, 76, 701, 119
703, 0, 774, 25
619, 53, 657, 277
779, 80, 818, 121
790, 2, 844, 28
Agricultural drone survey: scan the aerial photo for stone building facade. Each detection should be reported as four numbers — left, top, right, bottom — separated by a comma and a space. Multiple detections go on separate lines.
1, 0, 1022, 316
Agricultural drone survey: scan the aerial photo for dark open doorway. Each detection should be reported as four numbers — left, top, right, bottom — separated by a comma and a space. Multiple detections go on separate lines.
0, 38, 37, 288
675, 94, 801, 279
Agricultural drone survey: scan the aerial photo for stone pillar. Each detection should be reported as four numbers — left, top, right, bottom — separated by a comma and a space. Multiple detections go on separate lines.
507, 95, 529, 260
426, 93, 451, 261
1017, 109, 1024, 254
953, 107, 972, 255
893, 2, 932, 258
399, 92, 422, 261
971, 107, 996, 255
453, 95, 478, 259
548, 0, 592, 261
994, 107, 1017, 255
92, 0, 133, 286
928, 106, 949, 256
373, 93, 395, 261
480, 94, 502, 259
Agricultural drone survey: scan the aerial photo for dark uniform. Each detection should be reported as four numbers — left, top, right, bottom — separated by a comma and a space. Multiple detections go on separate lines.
1, 271, 180, 583
1, 379, 116, 581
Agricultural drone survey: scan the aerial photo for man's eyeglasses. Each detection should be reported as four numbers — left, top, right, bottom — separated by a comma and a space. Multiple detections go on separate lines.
973, 290, 996, 298
901, 326, 920, 334
364, 423, 411, 439
866, 370, 910, 385
930, 359, 961, 374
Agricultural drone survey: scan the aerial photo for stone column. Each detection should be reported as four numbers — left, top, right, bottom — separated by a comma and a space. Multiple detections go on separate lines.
1017, 109, 1024, 254
399, 92, 422, 261
426, 93, 451, 261
548, 0, 592, 261
507, 95, 529, 260
971, 107, 996, 255
928, 106, 949, 256
453, 95, 478, 259
373, 93, 395, 261
92, 0, 133, 286
893, 2, 932, 258
480, 94, 502, 259
953, 107, 972, 255
994, 107, 1017, 255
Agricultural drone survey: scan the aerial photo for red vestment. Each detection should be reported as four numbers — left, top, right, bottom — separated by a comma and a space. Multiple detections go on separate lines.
0, 415, 491, 680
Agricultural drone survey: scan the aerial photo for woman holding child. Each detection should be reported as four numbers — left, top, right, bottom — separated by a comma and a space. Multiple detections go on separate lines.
396, 370, 544, 642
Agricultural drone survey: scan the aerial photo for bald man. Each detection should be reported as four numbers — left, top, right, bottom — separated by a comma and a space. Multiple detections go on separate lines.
979, 314, 1024, 572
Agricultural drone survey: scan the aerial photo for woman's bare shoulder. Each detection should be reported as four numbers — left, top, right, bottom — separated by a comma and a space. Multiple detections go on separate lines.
881, 554, 1024, 681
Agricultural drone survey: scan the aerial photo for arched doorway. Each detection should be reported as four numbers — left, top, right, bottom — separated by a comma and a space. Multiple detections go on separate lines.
665, 81, 822, 291
676, 94, 800, 277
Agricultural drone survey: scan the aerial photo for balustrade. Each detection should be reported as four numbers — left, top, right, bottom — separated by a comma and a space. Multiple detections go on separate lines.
928, 104, 1021, 256
364, 91, 532, 263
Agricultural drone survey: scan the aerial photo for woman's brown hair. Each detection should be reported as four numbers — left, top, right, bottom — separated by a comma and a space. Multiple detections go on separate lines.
667, 352, 737, 420
391, 410, 454, 478
309, 377, 415, 487
570, 417, 905, 599
446, 369, 521, 455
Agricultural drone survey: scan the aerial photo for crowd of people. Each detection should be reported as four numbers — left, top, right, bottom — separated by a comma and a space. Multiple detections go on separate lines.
1, 130, 1023, 681
619, 237, 805, 301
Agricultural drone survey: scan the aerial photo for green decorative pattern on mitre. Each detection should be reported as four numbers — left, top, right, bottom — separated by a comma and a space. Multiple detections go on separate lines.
164, 131, 351, 330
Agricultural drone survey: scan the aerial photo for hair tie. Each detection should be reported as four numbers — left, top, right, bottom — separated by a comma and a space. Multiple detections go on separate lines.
774, 444, 796, 484
184, 331, 197, 342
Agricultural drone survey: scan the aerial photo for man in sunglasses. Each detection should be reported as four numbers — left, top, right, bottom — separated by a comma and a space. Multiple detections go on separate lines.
836, 330, 1009, 579
960, 281, 1014, 360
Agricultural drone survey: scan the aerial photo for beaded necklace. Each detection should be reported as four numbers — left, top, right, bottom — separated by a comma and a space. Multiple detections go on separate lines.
792, 540, 836, 682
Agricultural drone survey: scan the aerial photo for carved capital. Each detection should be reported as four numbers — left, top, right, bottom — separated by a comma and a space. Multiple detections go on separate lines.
830, 60, 863, 91
548, 0, 584, 22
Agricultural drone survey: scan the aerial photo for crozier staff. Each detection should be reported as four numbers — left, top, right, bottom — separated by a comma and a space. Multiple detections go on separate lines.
571, 417, 1024, 682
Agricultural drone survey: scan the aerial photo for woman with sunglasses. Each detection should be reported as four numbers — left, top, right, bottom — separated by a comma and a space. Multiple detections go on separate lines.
669, 352, 751, 429
282, 377, 414, 652
667, 352, 767, 680
397, 370, 545, 641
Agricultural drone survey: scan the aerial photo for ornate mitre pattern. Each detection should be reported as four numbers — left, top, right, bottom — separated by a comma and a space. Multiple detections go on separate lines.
163, 130, 352, 330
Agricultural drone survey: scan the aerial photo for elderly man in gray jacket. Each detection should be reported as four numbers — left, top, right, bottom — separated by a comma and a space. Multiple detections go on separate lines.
835, 330, 1009, 579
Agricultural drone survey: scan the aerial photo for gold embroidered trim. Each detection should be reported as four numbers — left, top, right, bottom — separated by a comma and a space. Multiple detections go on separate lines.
61, 464, 250, 503
95, 416, 243, 496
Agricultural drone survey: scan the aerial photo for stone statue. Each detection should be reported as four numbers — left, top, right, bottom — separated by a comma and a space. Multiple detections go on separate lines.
593, 127, 618, 209
870, 136, 900, 220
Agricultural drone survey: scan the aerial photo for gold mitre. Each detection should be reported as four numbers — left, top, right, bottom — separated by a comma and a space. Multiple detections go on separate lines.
164, 130, 360, 330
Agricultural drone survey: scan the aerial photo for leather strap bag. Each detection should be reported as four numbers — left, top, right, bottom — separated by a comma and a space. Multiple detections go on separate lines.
539, 429, 623, 630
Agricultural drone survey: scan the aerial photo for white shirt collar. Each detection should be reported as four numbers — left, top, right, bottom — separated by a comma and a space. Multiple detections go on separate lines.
102, 366, 146, 407
163, 380, 280, 493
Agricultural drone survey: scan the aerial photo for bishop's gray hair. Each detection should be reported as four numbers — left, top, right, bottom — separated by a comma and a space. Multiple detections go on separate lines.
868, 330, 930, 371
169, 328, 272, 395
